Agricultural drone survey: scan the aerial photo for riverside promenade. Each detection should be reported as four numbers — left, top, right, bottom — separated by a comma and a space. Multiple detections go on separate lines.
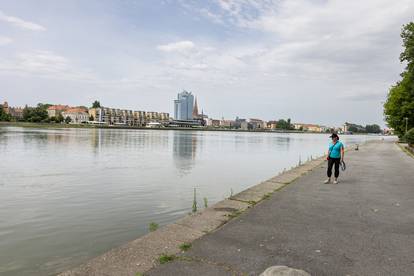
61, 140, 414, 276
147, 140, 414, 276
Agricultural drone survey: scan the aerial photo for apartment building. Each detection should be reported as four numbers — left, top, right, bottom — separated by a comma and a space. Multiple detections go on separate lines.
2, 101, 24, 119
89, 107, 169, 126
47, 105, 70, 118
293, 123, 322, 132
62, 107, 89, 124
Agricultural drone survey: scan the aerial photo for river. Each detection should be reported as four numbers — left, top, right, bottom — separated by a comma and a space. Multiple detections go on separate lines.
0, 126, 388, 275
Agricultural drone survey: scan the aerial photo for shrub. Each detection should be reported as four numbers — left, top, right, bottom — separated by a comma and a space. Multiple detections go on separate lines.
404, 128, 414, 146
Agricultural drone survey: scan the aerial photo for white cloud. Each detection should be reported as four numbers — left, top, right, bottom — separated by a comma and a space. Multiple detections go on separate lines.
0, 10, 46, 31
157, 40, 195, 53
194, 0, 414, 81
0, 36, 13, 46
0, 50, 96, 81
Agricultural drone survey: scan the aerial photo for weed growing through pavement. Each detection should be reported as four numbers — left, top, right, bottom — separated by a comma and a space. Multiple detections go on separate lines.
158, 254, 176, 264
149, 222, 159, 232
192, 188, 197, 213
179, 242, 192, 251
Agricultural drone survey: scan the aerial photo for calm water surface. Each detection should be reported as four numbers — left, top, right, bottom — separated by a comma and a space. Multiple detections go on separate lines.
0, 127, 386, 275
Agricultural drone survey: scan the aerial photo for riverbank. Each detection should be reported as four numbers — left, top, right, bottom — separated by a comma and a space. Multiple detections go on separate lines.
0, 121, 383, 136
59, 145, 351, 276
0, 121, 303, 133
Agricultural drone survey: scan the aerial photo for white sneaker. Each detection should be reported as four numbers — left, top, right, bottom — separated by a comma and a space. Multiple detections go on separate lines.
324, 178, 331, 184
333, 179, 338, 184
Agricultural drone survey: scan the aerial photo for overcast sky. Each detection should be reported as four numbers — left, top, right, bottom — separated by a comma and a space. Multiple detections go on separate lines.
1, 0, 413, 127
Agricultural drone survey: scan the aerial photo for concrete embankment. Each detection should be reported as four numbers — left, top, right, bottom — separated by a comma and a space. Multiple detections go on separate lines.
59, 147, 333, 276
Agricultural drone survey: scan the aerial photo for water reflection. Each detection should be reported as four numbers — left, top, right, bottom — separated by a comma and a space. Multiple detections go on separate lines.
173, 132, 199, 175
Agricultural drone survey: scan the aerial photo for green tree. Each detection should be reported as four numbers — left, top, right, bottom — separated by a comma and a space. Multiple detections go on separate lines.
276, 118, 293, 130
0, 106, 12, 121
22, 103, 49, 122
404, 128, 414, 146
384, 22, 414, 137
65, 116, 72, 124
92, 100, 101, 108
348, 125, 358, 133
56, 114, 64, 123
366, 124, 381, 133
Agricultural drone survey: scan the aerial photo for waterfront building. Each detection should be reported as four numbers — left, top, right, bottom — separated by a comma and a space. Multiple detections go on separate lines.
88, 107, 102, 122
62, 107, 89, 124
240, 121, 248, 130
293, 123, 322, 132
220, 118, 233, 128
146, 111, 159, 122
2, 101, 24, 119
249, 118, 266, 129
206, 118, 220, 127
89, 107, 169, 126
230, 117, 246, 129
266, 121, 278, 129
133, 111, 147, 126
47, 105, 70, 118
174, 90, 194, 120
159, 112, 170, 121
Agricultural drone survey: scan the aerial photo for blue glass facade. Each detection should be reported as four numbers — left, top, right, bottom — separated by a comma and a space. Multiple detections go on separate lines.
174, 90, 194, 120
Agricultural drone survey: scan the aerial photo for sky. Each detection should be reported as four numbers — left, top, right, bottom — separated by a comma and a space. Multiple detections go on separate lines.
1, 0, 413, 127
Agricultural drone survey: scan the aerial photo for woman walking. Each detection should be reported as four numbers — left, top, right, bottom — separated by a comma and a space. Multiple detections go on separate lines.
324, 133, 344, 184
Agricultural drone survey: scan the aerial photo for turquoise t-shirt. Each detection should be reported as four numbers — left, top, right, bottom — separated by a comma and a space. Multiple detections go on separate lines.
329, 141, 344, 158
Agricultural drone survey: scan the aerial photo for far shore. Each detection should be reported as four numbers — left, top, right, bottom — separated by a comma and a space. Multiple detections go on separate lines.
0, 121, 385, 136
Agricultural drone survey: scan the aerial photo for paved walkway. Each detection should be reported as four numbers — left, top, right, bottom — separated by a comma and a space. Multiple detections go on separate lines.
147, 141, 414, 276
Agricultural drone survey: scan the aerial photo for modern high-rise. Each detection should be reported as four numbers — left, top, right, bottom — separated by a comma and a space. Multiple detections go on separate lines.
174, 90, 194, 120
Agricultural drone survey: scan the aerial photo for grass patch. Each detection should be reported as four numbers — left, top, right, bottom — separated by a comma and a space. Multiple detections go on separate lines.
247, 200, 257, 206
135, 273, 144, 276
396, 143, 414, 159
262, 193, 271, 200
149, 222, 159, 232
158, 254, 176, 264
179, 242, 192, 251
192, 188, 197, 213
226, 210, 243, 219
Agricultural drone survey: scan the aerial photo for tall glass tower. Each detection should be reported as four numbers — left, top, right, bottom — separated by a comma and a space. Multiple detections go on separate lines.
174, 90, 194, 120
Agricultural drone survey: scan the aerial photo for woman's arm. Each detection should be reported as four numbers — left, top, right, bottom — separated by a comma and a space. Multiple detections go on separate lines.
341, 145, 345, 161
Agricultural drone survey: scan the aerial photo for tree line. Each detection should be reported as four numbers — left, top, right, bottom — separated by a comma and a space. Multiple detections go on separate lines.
0, 100, 101, 124
384, 22, 414, 141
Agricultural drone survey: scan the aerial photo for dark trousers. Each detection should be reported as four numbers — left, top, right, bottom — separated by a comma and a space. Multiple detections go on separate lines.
327, 157, 340, 178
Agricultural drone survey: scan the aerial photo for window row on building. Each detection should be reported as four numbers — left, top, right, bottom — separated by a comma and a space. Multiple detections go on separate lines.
88, 107, 169, 126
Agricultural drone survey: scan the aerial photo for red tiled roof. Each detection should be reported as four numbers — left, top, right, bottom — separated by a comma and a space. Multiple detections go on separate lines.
48, 105, 70, 111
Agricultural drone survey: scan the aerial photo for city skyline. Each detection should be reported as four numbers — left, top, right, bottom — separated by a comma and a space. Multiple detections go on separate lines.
0, 96, 388, 131
1, 1, 414, 127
